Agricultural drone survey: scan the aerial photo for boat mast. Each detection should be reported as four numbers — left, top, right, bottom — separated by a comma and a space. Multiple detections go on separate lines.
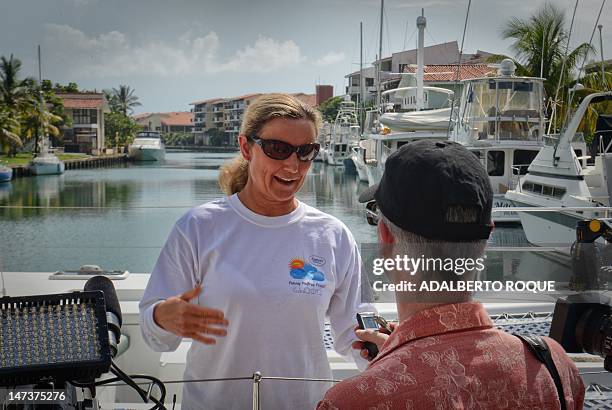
598, 24, 605, 89
376, 0, 383, 110
416, 9, 426, 110
360, 21, 365, 130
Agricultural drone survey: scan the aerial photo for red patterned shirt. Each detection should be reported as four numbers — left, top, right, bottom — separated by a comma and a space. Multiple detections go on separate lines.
318, 302, 584, 410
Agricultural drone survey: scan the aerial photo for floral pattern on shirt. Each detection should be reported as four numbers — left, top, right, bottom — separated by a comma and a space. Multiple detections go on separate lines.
317, 302, 584, 410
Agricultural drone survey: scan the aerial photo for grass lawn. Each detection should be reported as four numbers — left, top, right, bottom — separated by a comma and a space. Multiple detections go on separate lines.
1, 152, 89, 166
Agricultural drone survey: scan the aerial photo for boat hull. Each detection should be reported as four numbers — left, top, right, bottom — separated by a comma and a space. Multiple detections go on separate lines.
0, 167, 12, 182
128, 147, 165, 161
350, 153, 369, 182
30, 161, 65, 176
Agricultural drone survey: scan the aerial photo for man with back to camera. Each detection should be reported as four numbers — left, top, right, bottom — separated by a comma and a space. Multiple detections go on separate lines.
318, 139, 585, 409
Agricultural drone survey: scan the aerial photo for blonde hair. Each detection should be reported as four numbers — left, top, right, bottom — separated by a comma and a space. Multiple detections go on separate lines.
218, 93, 322, 195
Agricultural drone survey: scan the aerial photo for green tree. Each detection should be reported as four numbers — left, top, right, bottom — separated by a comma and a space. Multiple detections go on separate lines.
0, 55, 65, 154
0, 106, 21, 154
317, 96, 344, 122
109, 85, 141, 115
104, 111, 141, 147
206, 127, 226, 146
572, 71, 612, 144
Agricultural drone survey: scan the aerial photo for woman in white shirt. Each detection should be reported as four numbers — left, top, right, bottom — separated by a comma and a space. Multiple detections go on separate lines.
139, 93, 369, 409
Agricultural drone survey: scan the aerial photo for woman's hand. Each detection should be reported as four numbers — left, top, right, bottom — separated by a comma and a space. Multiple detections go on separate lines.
153, 286, 229, 345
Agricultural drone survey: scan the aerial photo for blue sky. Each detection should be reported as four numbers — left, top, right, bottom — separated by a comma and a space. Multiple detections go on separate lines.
1, 0, 609, 113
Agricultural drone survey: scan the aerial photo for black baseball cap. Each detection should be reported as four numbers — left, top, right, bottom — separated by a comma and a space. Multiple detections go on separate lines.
358, 139, 493, 241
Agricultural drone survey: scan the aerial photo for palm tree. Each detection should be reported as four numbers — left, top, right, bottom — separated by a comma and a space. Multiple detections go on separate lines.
111, 85, 141, 116
491, 3, 593, 116
0, 106, 21, 154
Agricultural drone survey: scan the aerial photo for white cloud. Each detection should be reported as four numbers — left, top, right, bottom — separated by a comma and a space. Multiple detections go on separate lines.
42, 24, 303, 78
313, 51, 346, 66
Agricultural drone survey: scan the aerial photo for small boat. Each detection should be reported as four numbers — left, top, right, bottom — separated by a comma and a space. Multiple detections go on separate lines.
128, 131, 166, 161
28, 47, 65, 176
0, 162, 12, 182
29, 151, 65, 175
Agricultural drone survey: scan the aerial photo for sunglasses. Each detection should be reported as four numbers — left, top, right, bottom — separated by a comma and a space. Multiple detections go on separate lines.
365, 200, 379, 226
249, 135, 320, 162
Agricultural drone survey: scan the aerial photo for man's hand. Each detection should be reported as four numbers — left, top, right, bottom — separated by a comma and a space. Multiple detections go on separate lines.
153, 286, 229, 345
352, 323, 396, 360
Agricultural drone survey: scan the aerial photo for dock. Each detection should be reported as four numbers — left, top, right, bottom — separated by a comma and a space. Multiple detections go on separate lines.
9, 154, 128, 178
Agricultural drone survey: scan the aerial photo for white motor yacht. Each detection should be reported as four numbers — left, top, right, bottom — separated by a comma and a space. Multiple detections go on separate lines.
128, 131, 166, 161
326, 99, 360, 166
450, 59, 554, 223
505, 91, 612, 247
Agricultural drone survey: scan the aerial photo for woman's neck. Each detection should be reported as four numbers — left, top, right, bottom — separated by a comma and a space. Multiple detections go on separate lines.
237, 186, 298, 217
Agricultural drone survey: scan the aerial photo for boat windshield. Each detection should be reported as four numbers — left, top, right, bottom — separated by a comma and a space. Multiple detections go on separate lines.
135, 132, 161, 139
459, 78, 545, 143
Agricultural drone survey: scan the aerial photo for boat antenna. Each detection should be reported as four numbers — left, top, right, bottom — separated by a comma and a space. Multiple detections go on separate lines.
564, 0, 606, 122
548, 0, 579, 135
446, 0, 472, 139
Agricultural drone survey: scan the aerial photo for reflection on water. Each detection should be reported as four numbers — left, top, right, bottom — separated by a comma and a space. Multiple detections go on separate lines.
0, 152, 573, 284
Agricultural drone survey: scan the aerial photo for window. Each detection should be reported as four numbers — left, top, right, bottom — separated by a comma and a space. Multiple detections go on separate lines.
521, 180, 566, 198
72, 109, 97, 124
487, 151, 505, 176
513, 150, 538, 175
366, 78, 374, 87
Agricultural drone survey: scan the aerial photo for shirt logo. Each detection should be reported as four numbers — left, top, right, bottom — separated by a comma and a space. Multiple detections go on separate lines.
309, 255, 326, 267
289, 258, 325, 281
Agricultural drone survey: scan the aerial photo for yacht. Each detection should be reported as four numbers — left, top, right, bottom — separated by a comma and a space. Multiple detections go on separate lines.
326, 99, 360, 166
505, 91, 612, 247
128, 131, 166, 161
0, 162, 12, 182
449, 59, 553, 223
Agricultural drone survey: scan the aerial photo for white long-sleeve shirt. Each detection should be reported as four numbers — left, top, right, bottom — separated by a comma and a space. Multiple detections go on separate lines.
139, 194, 371, 409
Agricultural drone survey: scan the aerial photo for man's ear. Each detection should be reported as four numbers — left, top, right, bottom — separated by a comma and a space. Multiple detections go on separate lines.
238, 134, 252, 161
378, 219, 395, 244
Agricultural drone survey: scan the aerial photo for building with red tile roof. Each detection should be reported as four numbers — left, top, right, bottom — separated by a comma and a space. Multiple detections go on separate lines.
56, 92, 109, 154
401, 64, 496, 82
161, 112, 194, 133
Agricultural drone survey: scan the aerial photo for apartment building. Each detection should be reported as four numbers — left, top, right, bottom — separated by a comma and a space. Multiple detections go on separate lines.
190, 92, 316, 146
224, 94, 261, 146
57, 92, 109, 154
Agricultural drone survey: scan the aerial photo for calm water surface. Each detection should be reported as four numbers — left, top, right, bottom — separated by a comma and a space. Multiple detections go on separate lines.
0, 152, 373, 272
0, 151, 570, 285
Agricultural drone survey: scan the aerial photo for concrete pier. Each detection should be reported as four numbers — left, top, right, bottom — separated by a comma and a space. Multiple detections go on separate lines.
9, 154, 128, 178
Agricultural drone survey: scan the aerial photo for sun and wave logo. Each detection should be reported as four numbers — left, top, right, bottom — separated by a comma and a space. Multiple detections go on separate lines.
289, 258, 325, 281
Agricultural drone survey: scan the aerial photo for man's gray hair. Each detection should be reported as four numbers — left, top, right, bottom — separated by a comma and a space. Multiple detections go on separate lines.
379, 206, 487, 302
